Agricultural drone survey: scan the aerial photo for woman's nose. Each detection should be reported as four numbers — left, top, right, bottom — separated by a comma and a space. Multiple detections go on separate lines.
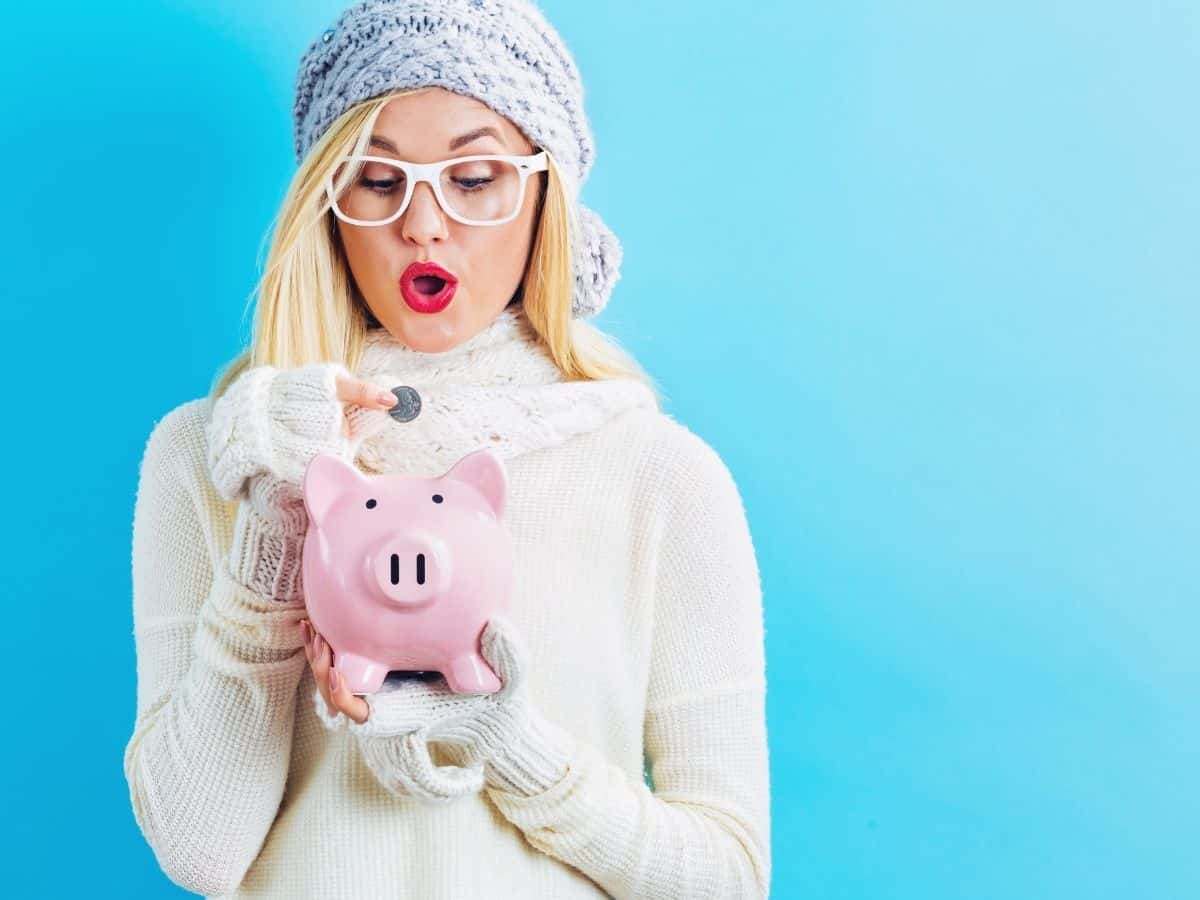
400, 181, 449, 243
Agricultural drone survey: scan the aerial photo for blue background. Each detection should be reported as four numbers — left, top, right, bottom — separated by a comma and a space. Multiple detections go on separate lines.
2, 1, 1196, 897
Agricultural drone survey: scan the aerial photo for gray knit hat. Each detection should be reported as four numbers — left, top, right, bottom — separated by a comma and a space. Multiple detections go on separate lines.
293, 0, 622, 319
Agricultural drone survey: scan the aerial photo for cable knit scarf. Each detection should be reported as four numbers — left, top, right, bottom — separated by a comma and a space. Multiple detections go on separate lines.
344, 303, 659, 478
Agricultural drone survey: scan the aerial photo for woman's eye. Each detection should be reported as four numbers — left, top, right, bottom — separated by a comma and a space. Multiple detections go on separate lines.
452, 177, 494, 191
362, 178, 401, 194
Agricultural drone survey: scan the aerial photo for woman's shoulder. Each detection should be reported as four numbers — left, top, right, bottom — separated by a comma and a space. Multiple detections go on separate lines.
138, 396, 222, 508
604, 405, 741, 499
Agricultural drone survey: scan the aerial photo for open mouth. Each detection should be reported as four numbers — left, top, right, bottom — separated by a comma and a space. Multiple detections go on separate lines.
412, 275, 447, 295
401, 264, 458, 312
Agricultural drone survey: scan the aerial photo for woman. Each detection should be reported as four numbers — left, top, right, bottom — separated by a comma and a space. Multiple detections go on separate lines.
123, 1, 771, 897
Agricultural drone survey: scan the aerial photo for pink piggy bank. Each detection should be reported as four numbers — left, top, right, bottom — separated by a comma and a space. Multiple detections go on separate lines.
300, 447, 513, 696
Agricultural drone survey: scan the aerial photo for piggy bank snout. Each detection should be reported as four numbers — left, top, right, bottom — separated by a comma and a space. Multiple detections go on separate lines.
368, 530, 452, 607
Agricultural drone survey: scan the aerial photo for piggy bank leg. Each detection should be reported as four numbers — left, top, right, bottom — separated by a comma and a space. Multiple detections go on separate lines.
443, 652, 502, 694
334, 652, 390, 694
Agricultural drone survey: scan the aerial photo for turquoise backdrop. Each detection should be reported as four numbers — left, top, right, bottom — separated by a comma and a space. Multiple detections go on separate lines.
1, 1, 1195, 897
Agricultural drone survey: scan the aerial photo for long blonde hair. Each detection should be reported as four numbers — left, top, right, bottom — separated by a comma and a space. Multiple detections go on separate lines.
210, 87, 660, 405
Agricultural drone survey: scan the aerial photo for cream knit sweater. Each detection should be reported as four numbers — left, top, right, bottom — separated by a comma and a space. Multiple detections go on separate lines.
123, 313, 772, 899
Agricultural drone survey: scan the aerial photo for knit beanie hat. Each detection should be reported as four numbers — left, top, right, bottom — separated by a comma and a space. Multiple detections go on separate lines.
292, 0, 622, 319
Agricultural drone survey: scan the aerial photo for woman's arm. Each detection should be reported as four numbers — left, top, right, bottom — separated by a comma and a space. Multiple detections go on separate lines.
122, 402, 308, 897
486, 428, 772, 899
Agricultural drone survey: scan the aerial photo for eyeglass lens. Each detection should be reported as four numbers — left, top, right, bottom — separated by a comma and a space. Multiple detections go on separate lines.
331, 158, 523, 224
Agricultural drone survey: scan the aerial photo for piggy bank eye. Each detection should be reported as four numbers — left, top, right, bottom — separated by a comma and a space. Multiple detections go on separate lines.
365, 499, 377, 509
432, 494, 444, 504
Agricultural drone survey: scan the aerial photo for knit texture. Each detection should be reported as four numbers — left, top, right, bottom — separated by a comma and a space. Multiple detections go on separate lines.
433, 614, 579, 797
313, 615, 581, 803
347, 303, 658, 477
293, 0, 623, 318
124, 311, 772, 898
206, 362, 358, 603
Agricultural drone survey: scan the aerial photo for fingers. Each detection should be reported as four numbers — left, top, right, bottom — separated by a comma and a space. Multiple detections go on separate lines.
328, 665, 370, 725
334, 374, 396, 441
301, 619, 369, 724
301, 619, 332, 712
335, 373, 397, 411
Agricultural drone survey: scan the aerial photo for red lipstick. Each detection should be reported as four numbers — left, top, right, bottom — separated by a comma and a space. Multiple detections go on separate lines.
400, 261, 459, 313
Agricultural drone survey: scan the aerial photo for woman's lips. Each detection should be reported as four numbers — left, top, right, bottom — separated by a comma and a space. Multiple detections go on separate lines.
400, 261, 458, 313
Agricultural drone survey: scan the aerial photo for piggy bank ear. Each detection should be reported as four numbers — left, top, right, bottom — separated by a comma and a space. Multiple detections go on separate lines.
443, 448, 508, 518
303, 453, 364, 527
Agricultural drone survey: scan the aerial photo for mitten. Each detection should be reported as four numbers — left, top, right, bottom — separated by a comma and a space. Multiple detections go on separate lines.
436, 616, 579, 798
313, 671, 492, 803
314, 617, 578, 802
205, 361, 356, 603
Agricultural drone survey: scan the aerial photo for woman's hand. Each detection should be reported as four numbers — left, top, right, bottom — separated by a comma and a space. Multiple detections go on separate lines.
206, 363, 398, 603
334, 373, 399, 439
299, 617, 491, 730
299, 616, 501, 802
299, 615, 580, 802
208, 364, 398, 506
300, 617, 370, 724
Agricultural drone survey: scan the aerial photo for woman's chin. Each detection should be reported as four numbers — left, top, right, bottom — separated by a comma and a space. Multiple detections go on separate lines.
382, 304, 475, 353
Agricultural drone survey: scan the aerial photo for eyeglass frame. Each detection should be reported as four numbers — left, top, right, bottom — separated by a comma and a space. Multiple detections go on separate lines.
326, 149, 550, 228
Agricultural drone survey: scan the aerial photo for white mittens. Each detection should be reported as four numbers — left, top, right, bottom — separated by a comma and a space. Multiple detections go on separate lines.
315, 616, 578, 803
205, 362, 355, 604
315, 671, 490, 803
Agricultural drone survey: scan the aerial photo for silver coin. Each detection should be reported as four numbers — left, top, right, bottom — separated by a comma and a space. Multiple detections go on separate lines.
386, 385, 422, 422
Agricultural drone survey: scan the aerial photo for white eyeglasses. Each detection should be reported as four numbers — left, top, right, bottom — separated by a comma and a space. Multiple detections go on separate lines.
327, 150, 549, 227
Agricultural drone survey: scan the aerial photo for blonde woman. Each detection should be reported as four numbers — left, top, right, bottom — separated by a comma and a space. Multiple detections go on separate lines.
123, 1, 771, 897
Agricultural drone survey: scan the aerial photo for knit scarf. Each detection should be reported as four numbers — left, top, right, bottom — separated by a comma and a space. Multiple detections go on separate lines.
344, 303, 659, 479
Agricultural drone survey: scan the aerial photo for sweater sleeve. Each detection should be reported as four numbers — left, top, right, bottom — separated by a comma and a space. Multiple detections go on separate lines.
122, 401, 309, 897
486, 425, 772, 899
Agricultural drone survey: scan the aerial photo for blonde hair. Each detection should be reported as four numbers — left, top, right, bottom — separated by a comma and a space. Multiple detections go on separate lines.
210, 87, 661, 406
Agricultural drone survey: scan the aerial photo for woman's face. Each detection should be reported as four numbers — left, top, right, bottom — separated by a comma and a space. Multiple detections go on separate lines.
334, 87, 545, 352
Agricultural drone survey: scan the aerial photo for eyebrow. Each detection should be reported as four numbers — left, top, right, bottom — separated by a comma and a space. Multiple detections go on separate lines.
369, 126, 507, 155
